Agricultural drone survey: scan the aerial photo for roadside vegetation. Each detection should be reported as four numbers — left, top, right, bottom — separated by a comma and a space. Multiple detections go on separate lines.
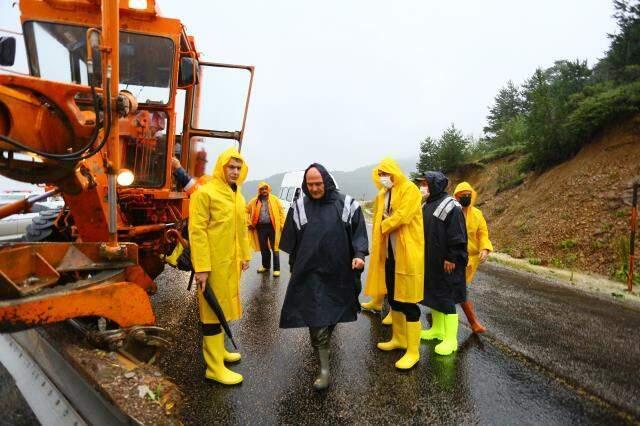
415, 0, 640, 176
413, 1, 640, 287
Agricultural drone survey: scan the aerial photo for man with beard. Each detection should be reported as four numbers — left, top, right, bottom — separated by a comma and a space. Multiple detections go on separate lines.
279, 164, 369, 390
190, 148, 251, 385
246, 182, 285, 277
417, 172, 468, 356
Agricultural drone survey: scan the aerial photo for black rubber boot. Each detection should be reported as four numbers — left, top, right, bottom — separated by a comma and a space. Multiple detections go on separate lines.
309, 326, 333, 391
314, 347, 330, 391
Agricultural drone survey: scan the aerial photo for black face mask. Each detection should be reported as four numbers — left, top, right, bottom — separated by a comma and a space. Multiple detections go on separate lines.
459, 195, 472, 207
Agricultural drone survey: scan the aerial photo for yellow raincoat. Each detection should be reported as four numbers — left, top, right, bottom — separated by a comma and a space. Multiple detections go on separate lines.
364, 158, 424, 303
454, 182, 493, 284
189, 148, 252, 324
246, 182, 285, 252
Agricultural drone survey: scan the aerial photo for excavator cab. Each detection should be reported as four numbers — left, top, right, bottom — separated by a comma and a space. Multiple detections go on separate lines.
0, 0, 254, 346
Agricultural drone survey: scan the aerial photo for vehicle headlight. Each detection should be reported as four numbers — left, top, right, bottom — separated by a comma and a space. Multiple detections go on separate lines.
128, 0, 148, 10
117, 169, 135, 186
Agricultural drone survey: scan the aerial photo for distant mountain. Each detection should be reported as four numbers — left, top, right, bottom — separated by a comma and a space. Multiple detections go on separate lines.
242, 157, 416, 201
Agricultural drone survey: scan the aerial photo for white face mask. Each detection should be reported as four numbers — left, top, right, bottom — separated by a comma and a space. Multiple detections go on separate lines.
420, 186, 430, 197
379, 176, 393, 189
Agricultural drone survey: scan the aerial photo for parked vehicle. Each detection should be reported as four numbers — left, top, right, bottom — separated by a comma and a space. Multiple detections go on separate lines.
278, 170, 339, 210
278, 170, 305, 210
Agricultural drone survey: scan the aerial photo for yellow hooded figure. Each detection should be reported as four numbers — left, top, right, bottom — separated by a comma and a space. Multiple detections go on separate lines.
189, 147, 251, 385
453, 181, 493, 334
453, 182, 493, 283
364, 158, 424, 305
246, 182, 285, 275
364, 158, 424, 370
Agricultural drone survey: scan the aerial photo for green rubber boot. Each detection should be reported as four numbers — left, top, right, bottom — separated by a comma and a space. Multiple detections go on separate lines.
421, 309, 445, 341
435, 313, 459, 356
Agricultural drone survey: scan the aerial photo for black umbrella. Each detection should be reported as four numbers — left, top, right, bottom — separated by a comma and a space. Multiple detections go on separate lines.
203, 284, 238, 349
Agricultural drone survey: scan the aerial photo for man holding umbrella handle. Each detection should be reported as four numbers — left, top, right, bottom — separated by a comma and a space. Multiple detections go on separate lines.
189, 148, 252, 386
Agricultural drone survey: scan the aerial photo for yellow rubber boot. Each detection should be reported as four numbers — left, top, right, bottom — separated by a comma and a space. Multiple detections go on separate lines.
421, 309, 445, 341
382, 310, 393, 325
395, 320, 421, 370
203, 334, 243, 385
377, 311, 407, 351
164, 243, 183, 267
361, 295, 384, 312
435, 314, 459, 356
224, 347, 241, 363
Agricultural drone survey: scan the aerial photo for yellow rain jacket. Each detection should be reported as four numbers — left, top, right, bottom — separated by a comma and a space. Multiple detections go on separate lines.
364, 158, 424, 303
246, 182, 285, 252
189, 148, 252, 324
454, 182, 493, 284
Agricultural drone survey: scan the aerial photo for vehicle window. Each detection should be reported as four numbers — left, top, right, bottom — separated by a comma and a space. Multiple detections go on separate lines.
121, 110, 168, 187
286, 187, 295, 202
279, 187, 288, 199
23, 21, 175, 104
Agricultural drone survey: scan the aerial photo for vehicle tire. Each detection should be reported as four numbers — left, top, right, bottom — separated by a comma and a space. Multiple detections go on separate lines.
23, 208, 73, 242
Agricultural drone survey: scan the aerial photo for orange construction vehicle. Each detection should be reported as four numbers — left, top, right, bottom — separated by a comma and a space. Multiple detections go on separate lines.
0, 0, 254, 351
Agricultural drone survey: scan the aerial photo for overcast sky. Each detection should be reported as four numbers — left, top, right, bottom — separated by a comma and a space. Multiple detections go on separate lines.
1, 1, 618, 181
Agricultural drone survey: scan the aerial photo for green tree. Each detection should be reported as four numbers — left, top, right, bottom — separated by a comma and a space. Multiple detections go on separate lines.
416, 125, 470, 174
416, 136, 440, 174
437, 124, 469, 172
599, 0, 640, 82
483, 80, 524, 139
521, 60, 592, 170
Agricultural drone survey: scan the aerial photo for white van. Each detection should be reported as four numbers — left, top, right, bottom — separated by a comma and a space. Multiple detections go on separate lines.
278, 170, 305, 211
278, 170, 339, 211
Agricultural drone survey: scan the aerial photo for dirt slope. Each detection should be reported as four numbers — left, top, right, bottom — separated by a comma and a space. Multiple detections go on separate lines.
449, 115, 640, 281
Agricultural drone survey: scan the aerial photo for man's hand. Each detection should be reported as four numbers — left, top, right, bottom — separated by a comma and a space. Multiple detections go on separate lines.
248, 224, 255, 231
241, 261, 250, 271
444, 260, 456, 274
352, 258, 365, 270
479, 249, 490, 263
171, 157, 181, 171
195, 272, 209, 293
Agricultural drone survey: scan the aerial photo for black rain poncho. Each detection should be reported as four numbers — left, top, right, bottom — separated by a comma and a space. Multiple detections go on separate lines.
420, 172, 468, 314
279, 163, 369, 328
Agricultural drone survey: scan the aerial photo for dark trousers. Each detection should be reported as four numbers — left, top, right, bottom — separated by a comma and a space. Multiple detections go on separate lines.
257, 223, 280, 271
201, 323, 221, 336
385, 243, 421, 322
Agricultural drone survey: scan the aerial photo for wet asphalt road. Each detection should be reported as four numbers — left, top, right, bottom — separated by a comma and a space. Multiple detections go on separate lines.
0, 362, 38, 426
152, 254, 639, 425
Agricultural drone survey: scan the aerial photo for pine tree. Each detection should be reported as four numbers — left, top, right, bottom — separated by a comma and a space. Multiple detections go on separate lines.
483, 80, 524, 138
416, 137, 440, 174
437, 124, 469, 172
